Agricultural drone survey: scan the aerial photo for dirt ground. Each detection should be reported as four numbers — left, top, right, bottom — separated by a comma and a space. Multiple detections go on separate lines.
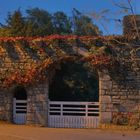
0, 124, 140, 140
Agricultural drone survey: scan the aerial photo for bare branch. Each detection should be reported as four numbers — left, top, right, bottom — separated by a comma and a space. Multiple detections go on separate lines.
113, 2, 131, 10
127, 0, 135, 14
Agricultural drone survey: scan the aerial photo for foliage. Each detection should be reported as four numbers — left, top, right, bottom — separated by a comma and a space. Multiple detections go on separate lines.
112, 112, 140, 129
3, 58, 53, 88
72, 8, 102, 36
52, 11, 72, 34
0, 35, 120, 88
0, 8, 101, 37
26, 8, 54, 36
0, 27, 11, 37
6, 10, 26, 37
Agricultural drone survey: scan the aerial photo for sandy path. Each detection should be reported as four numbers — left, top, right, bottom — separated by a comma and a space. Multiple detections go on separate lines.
0, 124, 140, 140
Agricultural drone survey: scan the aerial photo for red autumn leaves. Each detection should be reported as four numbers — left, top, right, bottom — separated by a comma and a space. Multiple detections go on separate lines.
82, 54, 113, 66
3, 59, 53, 88
0, 35, 116, 88
0, 35, 111, 42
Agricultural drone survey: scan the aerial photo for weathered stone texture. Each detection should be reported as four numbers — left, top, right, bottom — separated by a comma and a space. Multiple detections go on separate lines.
0, 39, 140, 127
0, 90, 13, 122
26, 80, 49, 126
100, 55, 140, 125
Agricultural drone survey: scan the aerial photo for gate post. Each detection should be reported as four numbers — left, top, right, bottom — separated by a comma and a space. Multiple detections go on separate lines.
99, 70, 113, 124
26, 80, 49, 126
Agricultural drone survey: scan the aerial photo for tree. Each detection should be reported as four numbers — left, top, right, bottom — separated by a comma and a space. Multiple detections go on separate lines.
24, 21, 35, 37
26, 8, 53, 36
6, 10, 26, 37
72, 8, 102, 36
0, 8, 102, 37
52, 11, 72, 34
0, 27, 11, 37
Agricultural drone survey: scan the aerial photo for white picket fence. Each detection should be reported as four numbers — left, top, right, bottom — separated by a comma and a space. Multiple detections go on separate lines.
13, 98, 27, 124
48, 101, 99, 128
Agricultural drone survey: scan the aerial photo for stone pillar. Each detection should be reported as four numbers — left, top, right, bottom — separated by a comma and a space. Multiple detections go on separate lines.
99, 70, 113, 124
26, 80, 49, 126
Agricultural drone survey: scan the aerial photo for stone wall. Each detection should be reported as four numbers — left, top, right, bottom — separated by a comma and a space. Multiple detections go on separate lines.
0, 41, 50, 125
0, 38, 140, 127
26, 80, 49, 126
99, 49, 140, 126
0, 81, 49, 126
0, 89, 13, 122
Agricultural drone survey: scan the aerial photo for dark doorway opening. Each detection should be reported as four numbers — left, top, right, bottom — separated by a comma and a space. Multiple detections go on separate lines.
13, 85, 27, 100
49, 62, 99, 101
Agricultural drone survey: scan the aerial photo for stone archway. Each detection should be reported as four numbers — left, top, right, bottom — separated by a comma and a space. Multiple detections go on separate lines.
13, 85, 27, 124
48, 61, 100, 128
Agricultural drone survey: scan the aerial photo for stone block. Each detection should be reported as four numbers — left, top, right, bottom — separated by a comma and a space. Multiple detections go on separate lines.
100, 95, 112, 103
100, 74, 111, 81
100, 80, 112, 90
128, 95, 140, 100
120, 96, 128, 100
36, 94, 46, 101
99, 89, 106, 95
100, 103, 113, 112
112, 99, 120, 104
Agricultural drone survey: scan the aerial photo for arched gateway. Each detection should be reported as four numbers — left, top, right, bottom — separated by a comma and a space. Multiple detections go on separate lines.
13, 86, 27, 124
48, 61, 100, 128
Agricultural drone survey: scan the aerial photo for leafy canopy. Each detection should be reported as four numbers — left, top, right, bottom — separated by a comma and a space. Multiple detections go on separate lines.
0, 8, 102, 37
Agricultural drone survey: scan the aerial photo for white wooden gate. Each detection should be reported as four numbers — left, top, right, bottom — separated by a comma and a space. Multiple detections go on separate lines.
48, 101, 99, 128
13, 98, 27, 124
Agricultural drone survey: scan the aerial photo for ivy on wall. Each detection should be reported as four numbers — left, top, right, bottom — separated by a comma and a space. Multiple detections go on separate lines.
0, 35, 139, 88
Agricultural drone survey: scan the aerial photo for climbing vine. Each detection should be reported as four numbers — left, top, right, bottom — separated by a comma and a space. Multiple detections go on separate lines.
0, 35, 137, 88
